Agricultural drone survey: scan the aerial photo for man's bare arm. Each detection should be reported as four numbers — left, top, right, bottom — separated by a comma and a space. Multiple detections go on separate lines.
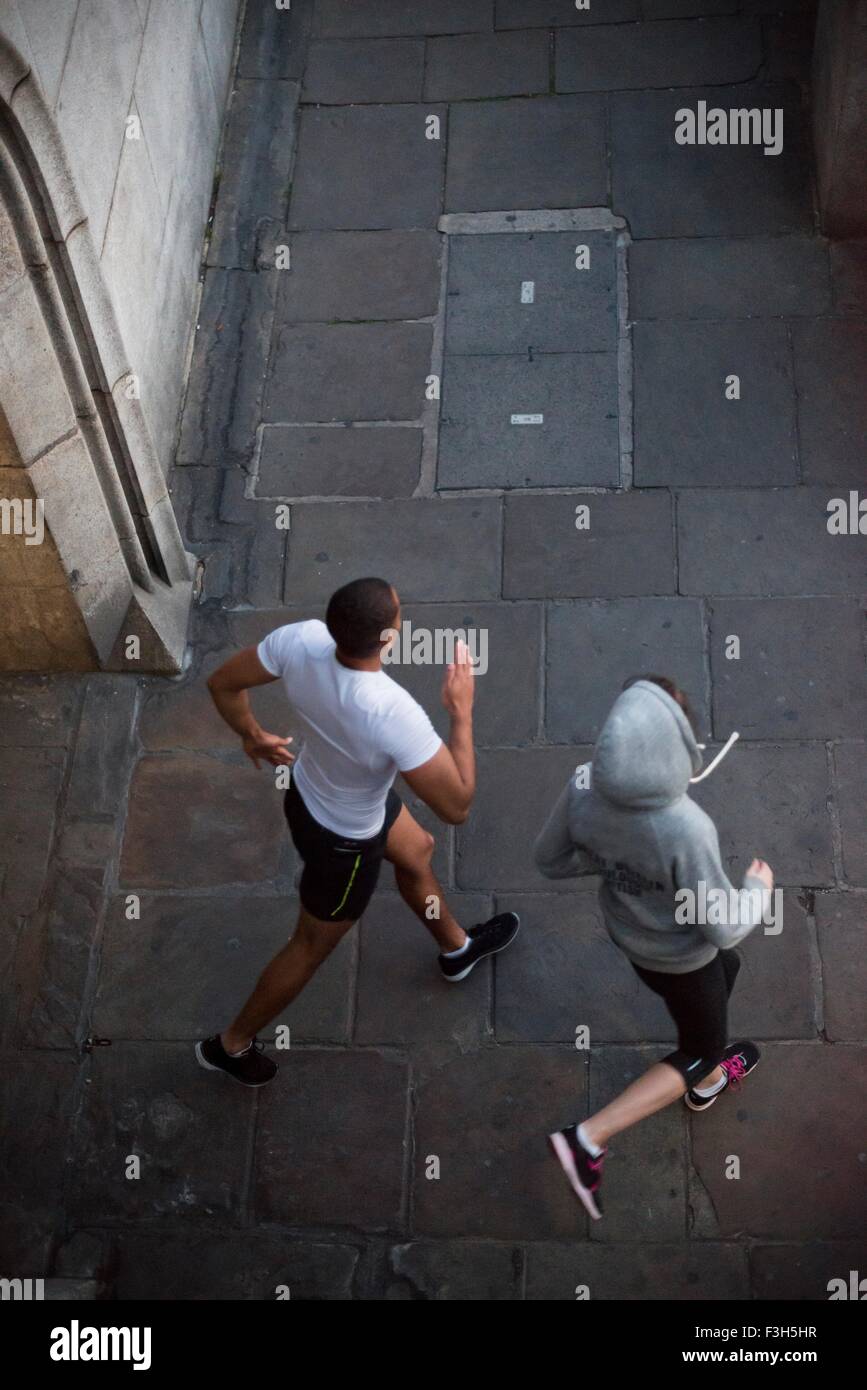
402, 641, 475, 825
402, 742, 473, 826
206, 646, 295, 769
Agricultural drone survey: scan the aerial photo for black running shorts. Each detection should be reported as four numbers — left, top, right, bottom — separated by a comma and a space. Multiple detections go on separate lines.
284, 779, 403, 922
632, 948, 742, 1085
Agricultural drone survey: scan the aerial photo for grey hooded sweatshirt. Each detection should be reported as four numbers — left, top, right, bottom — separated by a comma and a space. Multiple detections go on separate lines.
534, 680, 769, 974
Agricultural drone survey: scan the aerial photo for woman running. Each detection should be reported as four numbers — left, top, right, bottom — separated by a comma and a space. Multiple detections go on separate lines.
535, 675, 774, 1220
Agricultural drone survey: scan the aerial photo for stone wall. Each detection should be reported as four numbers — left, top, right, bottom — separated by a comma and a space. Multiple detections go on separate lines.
0, 0, 241, 672
0, 406, 94, 669
813, 0, 867, 237
0, 0, 242, 470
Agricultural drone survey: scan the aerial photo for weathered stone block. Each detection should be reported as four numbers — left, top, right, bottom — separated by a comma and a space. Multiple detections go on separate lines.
119, 753, 286, 889
355, 892, 493, 1047
255, 1049, 409, 1229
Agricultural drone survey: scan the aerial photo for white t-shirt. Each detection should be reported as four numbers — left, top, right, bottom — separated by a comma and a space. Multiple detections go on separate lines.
257, 619, 442, 838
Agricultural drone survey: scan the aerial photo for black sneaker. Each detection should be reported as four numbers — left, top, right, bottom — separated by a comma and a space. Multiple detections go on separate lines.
438, 912, 520, 982
195, 1035, 277, 1088
684, 1039, 761, 1112
548, 1124, 606, 1222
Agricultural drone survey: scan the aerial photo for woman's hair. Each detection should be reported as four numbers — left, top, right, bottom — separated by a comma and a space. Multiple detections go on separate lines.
622, 673, 698, 735
326, 577, 398, 658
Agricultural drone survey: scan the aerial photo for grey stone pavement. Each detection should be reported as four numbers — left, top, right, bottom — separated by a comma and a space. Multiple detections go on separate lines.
2, 0, 867, 1300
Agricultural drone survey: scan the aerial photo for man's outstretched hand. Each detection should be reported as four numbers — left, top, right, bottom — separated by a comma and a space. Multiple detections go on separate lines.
441, 639, 474, 719
243, 731, 295, 769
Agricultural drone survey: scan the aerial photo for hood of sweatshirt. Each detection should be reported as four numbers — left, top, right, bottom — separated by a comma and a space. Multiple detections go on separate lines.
592, 680, 703, 810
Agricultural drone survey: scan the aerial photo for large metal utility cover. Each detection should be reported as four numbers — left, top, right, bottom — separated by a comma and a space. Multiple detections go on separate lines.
438, 229, 620, 489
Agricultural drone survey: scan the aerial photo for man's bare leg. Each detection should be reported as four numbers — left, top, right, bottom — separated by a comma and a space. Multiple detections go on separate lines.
221, 907, 354, 1054
384, 805, 466, 952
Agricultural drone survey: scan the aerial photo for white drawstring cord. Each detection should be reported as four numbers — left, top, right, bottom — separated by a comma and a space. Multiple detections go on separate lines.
689, 731, 740, 783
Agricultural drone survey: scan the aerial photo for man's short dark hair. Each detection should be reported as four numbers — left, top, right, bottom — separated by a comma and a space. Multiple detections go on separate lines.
326, 577, 398, 658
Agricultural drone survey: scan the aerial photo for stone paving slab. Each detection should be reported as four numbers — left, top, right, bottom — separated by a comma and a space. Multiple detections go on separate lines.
556, 17, 761, 92
496, 0, 640, 25
814, 893, 867, 1042
288, 105, 446, 230
629, 235, 832, 319
314, 1, 495, 38
104, 1229, 360, 1300
139, 653, 301, 753
689, 1042, 867, 1238
95, 894, 353, 1044
238, 0, 314, 82
691, 741, 833, 886
0, 747, 66, 914
439, 354, 620, 489
445, 96, 608, 213
177, 269, 279, 466
52, 1229, 118, 1281
413, 1044, 587, 1239
64, 677, 138, 819
355, 892, 492, 1047
279, 229, 442, 322
195, 494, 288, 608
236, 514, 289, 609
456, 746, 595, 893
0, 676, 82, 746
0, 1051, 79, 1268
709, 598, 867, 740
445, 231, 617, 355
255, 1049, 409, 1229
545, 598, 710, 742
750, 1240, 867, 1301
832, 744, 867, 886
610, 85, 811, 238
642, 0, 739, 16
424, 31, 550, 101
678, 488, 867, 597
791, 320, 867, 486
587, 1045, 688, 1241
43, 1279, 100, 1300
169, 465, 224, 543
120, 753, 286, 889
386, 601, 542, 746
19, 863, 105, 1049
493, 893, 674, 1044
283, 499, 503, 603
303, 38, 424, 104
257, 425, 422, 499
388, 1240, 522, 1299
206, 79, 299, 270
727, 892, 816, 1039
503, 491, 675, 599
525, 1240, 749, 1300
265, 321, 433, 424
633, 320, 797, 487
67, 1043, 254, 1226
227, 606, 321, 652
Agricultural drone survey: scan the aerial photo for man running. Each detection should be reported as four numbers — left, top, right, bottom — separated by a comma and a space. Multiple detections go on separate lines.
196, 576, 519, 1087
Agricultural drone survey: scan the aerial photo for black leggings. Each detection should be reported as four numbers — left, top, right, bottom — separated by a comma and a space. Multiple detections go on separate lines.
632, 949, 741, 1086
